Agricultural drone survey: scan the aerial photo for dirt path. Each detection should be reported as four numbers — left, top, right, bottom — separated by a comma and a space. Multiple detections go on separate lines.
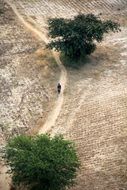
5, 0, 67, 135
0, 1, 67, 189
2, 1, 127, 190
39, 52, 67, 134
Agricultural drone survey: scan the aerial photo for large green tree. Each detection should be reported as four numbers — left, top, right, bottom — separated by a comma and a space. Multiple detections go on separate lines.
5, 134, 80, 190
47, 14, 120, 59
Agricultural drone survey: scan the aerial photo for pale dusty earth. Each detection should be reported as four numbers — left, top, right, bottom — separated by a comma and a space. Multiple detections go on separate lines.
0, 0, 60, 188
1, 0, 127, 190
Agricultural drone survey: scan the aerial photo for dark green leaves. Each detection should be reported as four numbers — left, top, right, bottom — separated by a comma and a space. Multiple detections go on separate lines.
5, 135, 80, 190
47, 13, 120, 60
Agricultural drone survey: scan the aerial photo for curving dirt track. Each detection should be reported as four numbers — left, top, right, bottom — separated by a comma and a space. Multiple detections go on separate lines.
0, 0, 66, 190
5, 0, 67, 135
1, 0, 127, 190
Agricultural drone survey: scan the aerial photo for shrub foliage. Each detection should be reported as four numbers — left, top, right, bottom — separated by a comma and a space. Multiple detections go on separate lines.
47, 14, 120, 59
5, 134, 80, 190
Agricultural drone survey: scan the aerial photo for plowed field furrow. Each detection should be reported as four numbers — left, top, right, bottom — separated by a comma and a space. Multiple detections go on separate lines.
102, 1, 115, 13
11, 0, 127, 26
95, 1, 107, 13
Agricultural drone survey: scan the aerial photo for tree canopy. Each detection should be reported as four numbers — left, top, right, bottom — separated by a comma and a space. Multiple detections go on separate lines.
5, 134, 80, 190
47, 14, 120, 59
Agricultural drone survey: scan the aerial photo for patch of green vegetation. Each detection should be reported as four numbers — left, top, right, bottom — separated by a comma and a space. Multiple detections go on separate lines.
47, 13, 120, 61
5, 134, 80, 190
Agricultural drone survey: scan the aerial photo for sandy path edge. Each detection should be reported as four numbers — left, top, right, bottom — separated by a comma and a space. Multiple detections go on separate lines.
5, 0, 67, 135
0, 1, 67, 189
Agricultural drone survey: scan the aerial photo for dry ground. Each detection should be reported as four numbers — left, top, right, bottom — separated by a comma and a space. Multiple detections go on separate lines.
1, 0, 127, 190
0, 0, 60, 188
0, 0, 60, 140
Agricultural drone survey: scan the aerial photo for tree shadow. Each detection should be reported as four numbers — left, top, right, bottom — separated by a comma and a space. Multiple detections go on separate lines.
60, 53, 91, 70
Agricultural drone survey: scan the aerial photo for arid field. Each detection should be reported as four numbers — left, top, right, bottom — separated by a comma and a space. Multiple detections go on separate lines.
0, 0, 60, 188
0, 0, 127, 189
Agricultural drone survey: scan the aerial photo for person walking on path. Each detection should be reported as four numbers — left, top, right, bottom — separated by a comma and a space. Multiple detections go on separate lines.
57, 83, 61, 94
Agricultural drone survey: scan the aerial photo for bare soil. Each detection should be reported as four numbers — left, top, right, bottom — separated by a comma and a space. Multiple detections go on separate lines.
1, 0, 127, 190
0, 0, 60, 189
